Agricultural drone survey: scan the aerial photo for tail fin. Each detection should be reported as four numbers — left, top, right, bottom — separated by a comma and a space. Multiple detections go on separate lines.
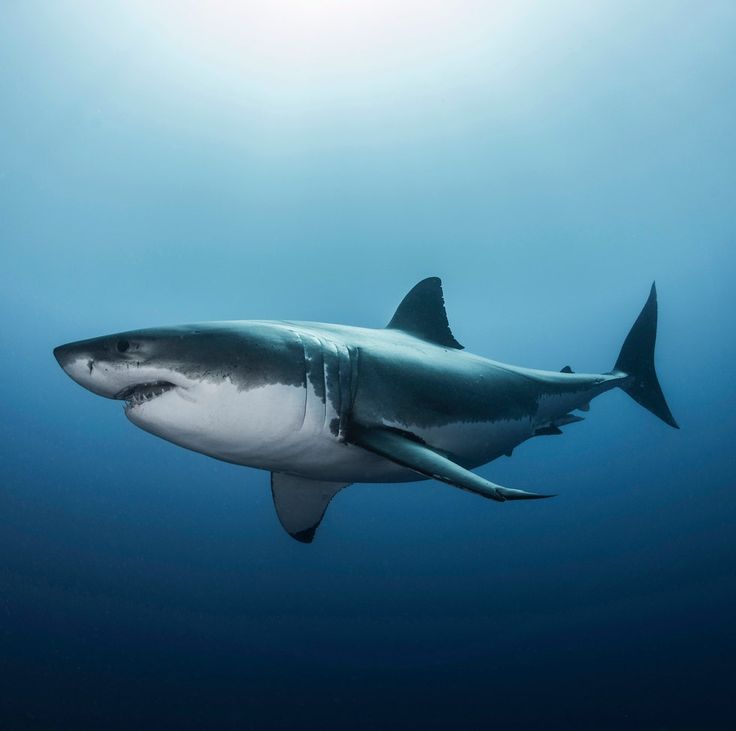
613, 283, 679, 428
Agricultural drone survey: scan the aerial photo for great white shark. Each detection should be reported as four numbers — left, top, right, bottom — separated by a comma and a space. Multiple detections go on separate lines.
54, 278, 678, 542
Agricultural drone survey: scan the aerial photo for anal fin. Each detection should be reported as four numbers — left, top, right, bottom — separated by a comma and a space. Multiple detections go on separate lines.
556, 413, 585, 427
271, 474, 349, 543
534, 425, 563, 436
534, 413, 585, 437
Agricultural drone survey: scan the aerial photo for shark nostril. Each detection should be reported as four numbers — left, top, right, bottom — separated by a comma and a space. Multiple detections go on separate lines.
87, 359, 94, 374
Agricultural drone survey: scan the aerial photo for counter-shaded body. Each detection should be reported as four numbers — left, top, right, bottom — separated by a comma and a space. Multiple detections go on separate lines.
279, 321, 621, 483
53, 278, 678, 542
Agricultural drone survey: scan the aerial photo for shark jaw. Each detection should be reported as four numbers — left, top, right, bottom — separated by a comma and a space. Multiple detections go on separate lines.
115, 380, 178, 411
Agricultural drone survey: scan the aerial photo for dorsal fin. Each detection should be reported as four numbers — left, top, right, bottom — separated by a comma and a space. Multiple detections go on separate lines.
561, 365, 574, 373
386, 277, 463, 349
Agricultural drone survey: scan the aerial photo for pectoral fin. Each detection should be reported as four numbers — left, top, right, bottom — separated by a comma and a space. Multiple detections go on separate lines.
271, 474, 349, 543
349, 426, 553, 502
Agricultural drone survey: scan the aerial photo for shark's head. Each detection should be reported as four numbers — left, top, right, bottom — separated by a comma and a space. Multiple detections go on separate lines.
54, 328, 191, 402
53, 323, 307, 463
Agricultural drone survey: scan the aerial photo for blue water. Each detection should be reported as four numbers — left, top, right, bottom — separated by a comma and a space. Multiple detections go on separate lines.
2, 2, 735, 728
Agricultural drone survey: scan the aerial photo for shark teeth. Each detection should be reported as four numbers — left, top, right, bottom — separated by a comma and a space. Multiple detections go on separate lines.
116, 381, 176, 407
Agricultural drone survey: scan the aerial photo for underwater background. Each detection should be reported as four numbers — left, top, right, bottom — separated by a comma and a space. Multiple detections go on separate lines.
2, 2, 735, 728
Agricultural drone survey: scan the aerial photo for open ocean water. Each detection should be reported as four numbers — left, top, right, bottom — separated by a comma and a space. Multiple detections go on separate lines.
1, 2, 734, 729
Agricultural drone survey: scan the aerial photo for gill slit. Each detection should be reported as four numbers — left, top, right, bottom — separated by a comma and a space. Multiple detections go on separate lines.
291, 330, 309, 432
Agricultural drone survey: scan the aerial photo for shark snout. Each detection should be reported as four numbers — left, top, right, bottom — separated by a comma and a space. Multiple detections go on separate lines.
53, 339, 112, 396
53, 341, 92, 377
53, 342, 81, 370
53, 335, 188, 401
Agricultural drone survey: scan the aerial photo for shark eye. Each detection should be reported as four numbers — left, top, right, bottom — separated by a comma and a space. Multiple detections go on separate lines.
116, 339, 130, 353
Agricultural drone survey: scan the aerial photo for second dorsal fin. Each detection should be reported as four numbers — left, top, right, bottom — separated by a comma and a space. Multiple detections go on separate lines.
386, 277, 463, 349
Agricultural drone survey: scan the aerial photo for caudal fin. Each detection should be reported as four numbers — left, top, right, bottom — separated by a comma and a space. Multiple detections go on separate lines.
613, 283, 679, 428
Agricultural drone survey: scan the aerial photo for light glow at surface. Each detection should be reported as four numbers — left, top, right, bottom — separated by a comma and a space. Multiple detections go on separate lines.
136, 1, 510, 81
42, 0, 622, 153
60, 1, 561, 113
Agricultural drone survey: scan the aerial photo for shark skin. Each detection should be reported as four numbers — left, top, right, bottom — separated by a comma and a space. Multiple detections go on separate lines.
53, 278, 678, 542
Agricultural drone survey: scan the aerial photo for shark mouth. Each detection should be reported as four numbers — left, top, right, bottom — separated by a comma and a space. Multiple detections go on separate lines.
115, 381, 177, 408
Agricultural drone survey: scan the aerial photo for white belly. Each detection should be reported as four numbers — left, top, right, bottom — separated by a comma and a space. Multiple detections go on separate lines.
127, 380, 305, 468
128, 375, 534, 484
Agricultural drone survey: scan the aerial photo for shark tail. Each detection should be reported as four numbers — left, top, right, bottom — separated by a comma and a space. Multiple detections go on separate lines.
612, 283, 679, 429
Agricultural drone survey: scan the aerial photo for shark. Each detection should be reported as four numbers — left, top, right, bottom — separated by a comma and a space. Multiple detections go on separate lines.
53, 278, 678, 542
